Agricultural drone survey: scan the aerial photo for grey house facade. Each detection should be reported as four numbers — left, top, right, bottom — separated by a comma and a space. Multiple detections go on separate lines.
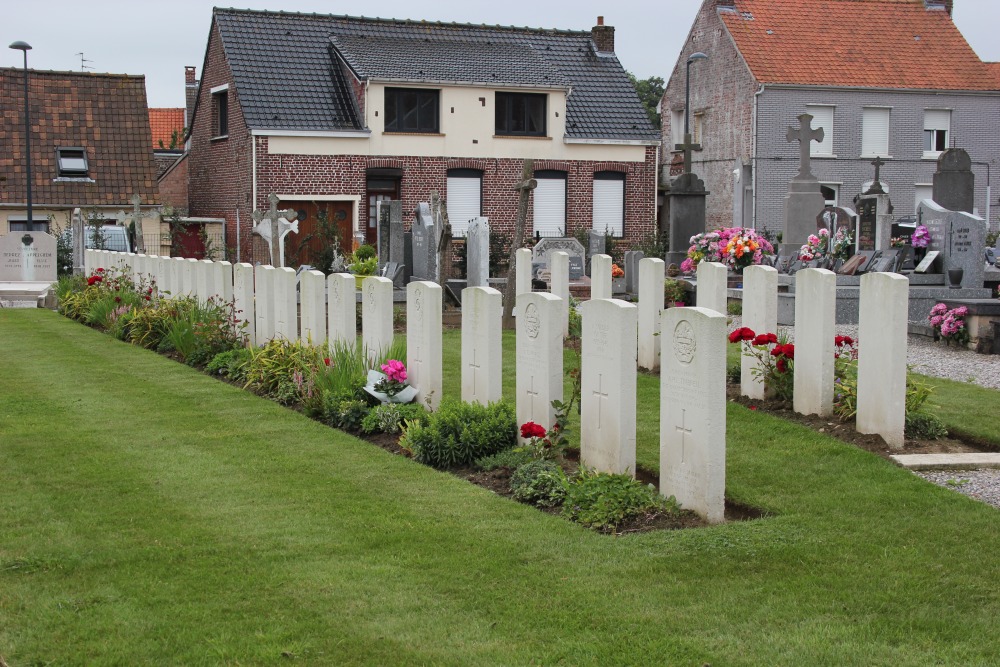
662, 0, 1000, 236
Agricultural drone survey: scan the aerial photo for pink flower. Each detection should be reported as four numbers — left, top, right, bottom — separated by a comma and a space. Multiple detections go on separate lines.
929, 315, 943, 327
952, 306, 969, 317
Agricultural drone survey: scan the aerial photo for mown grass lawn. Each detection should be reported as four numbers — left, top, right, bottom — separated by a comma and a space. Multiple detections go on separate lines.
2, 309, 999, 665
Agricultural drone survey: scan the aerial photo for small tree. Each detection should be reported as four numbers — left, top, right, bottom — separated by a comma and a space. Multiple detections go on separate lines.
627, 72, 665, 129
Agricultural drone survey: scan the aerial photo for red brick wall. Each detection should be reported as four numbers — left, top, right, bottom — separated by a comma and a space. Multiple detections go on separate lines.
157, 155, 188, 211
187, 21, 253, 261
255, 145, 658, 245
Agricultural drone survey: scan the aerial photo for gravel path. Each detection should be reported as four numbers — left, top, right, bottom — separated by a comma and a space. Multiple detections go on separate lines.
913, 470, 1000, 510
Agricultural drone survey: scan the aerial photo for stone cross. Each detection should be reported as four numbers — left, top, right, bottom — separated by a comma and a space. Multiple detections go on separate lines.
786, 114, 825, 180
865, 156, 887, 195
674, 132, 701, 175
252, 194, 298, 267
115, 194, 153, 254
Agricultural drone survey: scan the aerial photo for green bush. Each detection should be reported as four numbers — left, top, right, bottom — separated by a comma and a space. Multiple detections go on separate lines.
242, 339, 319, 403
726, 362, 741, 384
562, 470, 674, 532
476, 448, 533, 472
905, 412, 948, 440
206, 348, 252, 380
511, 460, 569, 508
360, 403, 428, 435
401, 399, 517, 469
354, 244, 376, 261
336, 399, 370, 431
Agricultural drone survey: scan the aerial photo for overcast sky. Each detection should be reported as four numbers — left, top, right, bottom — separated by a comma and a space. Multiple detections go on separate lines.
5, 0, 1000, 107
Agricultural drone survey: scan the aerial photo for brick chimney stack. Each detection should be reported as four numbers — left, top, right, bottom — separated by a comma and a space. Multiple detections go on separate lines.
184, 66, 198, 128
592, 16, 615, 54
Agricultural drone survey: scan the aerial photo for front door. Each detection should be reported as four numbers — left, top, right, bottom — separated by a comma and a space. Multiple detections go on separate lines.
366, 177, 400, 247
279, 199, 354, 268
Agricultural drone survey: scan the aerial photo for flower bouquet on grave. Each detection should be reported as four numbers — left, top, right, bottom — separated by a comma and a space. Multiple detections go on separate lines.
928, 303, 970, 346
799, 229, 830, 261
831, 228, 854, 261
728, 326, 794, 401
363, 359, 418, 404
681, 227, 774, 274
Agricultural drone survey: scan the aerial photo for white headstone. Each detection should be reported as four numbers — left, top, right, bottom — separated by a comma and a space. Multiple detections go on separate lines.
300, 269, 327, 345
660, 306, 727, 524
857, 272, 909, 449
255, 265, 275, 344
741, 265, 778, 400
362, 276, 394, 362
232, 263, 256, 345
516, 292, 563, 439
550, 251, 570, 337
273, 267, 297, 340
696, 261, 727, 316
328, 273, 357, 351
215, 261, 233, 303
637, 258, 665, 371
0, 232, 57, 283
183, 258, 199, 297
580, 298, 637, 475
196, 259, 214, 302
466, 217, 490, 289
461, 286, 502, 406
515, 247, 533, 298
590, 254, 612, 300
793, 268, 836, 417
407, 281, 443, 410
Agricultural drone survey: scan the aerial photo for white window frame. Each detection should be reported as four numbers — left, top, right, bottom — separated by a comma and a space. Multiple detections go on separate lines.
446, 170, 482, 236
861, 107, 891, 158
924, 109, 951, 158
532, 171, 567, 238
805, 104, 835, 157
670, 109, 685, 148
693, 111, 704, 145
592, 172, 625, 237
914, 183, 934, 213
819, 182, 840, 208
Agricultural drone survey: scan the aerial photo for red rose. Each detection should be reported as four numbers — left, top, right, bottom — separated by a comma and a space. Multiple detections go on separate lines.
776, 358, 788, 373
739, 327, 755, 341
728, 330, 742, 344
782, 344, 795, 359
323, 358, 331, 366
520, 421, 546, 439
752, 334, 770, 346
766, 333, 778, 344
770, 347, 782, 357
96, 268, 105, 273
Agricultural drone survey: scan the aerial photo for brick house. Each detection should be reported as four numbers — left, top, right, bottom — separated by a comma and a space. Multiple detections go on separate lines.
0, 68, 159, 237
187, 8, 659, 265
661, 0, 1000, 236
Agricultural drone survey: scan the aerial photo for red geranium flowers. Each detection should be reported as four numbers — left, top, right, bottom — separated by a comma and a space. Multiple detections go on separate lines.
520, 421, 547, 439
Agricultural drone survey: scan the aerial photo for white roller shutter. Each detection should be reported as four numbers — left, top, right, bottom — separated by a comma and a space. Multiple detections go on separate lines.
924, 109, 951, 132
805, 105, 834, 156
592, 178, 624, 236
533, 176, 566, 237
447, 175, 481, 236
862, 107, 890, 157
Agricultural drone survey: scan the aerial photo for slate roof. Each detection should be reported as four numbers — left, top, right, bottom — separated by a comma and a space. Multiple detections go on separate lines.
720, 0, 998, 91
0, 68, 159, 207
212, 8, 658, 141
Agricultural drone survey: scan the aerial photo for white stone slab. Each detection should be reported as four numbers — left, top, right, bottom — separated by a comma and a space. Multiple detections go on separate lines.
327, 273, 357, 351
793, 268, 836, 417
0, 232, 57, 284
515, 247, 532, 298
407, 281, 443, 410
299, 269, 327, 345
590, 254, 613, 300
273, 267, 297, 340
461, 286, 502, 406
516, 292, 563, 440
362, 276, 394, 362
255, 265, 275, 344
195, 259, 213, 302
891, 453, 1000, 470
232, 263, 255, 345
215, 261, 233, 303
182, 258, 198, 297
857, 272, 909, 449
550, 251, 570, 337
580, 298, 637, 475
660, 306, 727, 524
637, 258, 665, 371
695, 261, 727, 316
741, 265, 778, 400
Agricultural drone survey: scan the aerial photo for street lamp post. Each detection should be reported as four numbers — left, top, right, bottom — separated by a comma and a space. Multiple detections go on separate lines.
9, 41, 33, 231
680, 52, 709, 175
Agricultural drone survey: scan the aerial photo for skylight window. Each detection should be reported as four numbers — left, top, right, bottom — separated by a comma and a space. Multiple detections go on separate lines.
56, 147, 89, 177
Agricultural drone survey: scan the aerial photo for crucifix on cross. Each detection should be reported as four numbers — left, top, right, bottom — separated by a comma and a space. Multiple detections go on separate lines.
252, 194, 298, 267
786, 113, 825, 180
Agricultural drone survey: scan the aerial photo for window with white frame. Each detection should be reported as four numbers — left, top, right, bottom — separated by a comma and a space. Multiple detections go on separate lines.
820, 183, 839, 208
693, 111, 704, 145
592, 172, 625, 237
805, 105, 834, 156
446, 169, 482, 236
532, 171, 567, 238
924, 109, 950, 157
914, 184, 934, 212
671, 109, 684, 147
861, 107, 890, 157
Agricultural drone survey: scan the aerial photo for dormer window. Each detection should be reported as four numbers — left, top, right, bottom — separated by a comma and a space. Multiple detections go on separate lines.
496, 92, 547, 137
56, 147, 89, 177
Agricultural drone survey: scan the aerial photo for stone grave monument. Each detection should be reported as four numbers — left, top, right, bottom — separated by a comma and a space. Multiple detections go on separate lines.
781, 114, 827, 256
532, 237, 586, 282
854, 157, 894, 251
918, 199, 987, 289
933, 148, 975, 214
412, 202, 438, 282
665, 131, 709, 270
466, 217, 490, 288
252, 194, 298, 267
0, 231, 58, 308
587, 230, 605, 277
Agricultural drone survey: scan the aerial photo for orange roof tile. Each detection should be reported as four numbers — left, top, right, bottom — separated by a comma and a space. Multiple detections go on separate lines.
720, 0, 997, 91
985, 62, 1000, 88
149, 107, 185, 149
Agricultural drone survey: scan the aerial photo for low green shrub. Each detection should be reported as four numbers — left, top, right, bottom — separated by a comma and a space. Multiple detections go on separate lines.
336, 399, 370, 431
905, 412, 948, 440
243, 339, 319, 404
206, 348, 252, 380
562, 470, 675, 532
511, 460, 568, 508
726, 362, 741, 384
401, 399, 517, 469
361, 403, 414, 435
476, 448, 533, 472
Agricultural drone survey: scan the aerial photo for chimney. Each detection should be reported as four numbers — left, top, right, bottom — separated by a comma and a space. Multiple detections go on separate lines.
924, 0, 953, 14
185, 66, 198, 128
592, 16, 615, 54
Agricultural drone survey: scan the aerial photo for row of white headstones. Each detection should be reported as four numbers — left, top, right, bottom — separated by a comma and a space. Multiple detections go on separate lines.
84, 249, 907, 524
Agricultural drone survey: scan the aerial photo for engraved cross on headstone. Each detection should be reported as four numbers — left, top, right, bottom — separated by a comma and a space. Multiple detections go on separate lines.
674, 132, 701, 175
526, 375, 545, 422
469, 348, 482, 393
675, 409, 693, 464
252, 194, 298, 267
865, 156, 887, 195
592, 373, 610, 430
786, 113, 825, 180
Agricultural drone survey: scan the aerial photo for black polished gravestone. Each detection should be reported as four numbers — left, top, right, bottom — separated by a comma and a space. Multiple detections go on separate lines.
856, 199, 877, 251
